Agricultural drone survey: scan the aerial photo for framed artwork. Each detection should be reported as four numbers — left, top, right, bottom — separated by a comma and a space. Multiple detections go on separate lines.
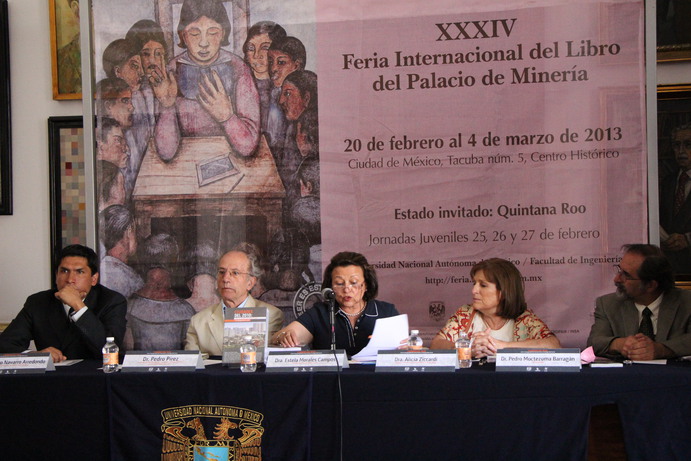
49, 0, 82, 99
0, 0, 11, 215
657, 87, 691, 281
657, 0, 691, 62
48, 116, 86, 277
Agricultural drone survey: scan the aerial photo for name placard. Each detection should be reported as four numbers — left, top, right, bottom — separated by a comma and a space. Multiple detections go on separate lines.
0, 352, 55, 374
375, 350, 456, 372
121, 350, 204, 373
496, 348, 581, 372
265, 350, 349, 372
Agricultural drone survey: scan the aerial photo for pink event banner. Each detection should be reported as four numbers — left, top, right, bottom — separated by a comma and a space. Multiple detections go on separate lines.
317, 0, 647, 347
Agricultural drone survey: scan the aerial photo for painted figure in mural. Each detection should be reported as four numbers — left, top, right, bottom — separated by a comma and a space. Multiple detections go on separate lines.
102, 36, 151, 196
55, 0, 81, 95
183, 241, 220, 313
263, 225, 314, 310
96, 77, 134, 130
125, 19, 166, 139
295, 107, 319, 160
587, 244, 691, 359
430, 258, 561, 357
243, 21, 287, 138
291, 157, 321, 283
279, 69, 318, 208
97, 160, 126, 212
125, 233, 195, 350
292, 111, 321, 283
272, 252, 399, 357
0, 245, 126, 362
95, 77, 137, 201
99, 204, 143, 298
126, 19, 167, 89
151, 0, 260, 161
103, 38, 144, 94
280, 70, 317, 123
184, 250, 284, 356
266, 36, 306, 153
660, 123, 691, 274
95, 117, 129, 170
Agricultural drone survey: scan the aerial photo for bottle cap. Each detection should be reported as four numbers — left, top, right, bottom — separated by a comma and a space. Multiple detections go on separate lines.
411, 330, 419, 335
106, 336, 115, 341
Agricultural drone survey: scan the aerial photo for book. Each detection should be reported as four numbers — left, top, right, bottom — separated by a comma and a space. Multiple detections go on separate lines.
222, 307, 269, 367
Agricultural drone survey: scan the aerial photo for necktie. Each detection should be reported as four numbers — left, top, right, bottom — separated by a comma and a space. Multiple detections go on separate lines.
674, 172, 689, 215
638, 307, 654, 341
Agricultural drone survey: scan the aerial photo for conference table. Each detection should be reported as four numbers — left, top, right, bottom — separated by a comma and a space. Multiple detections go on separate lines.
0, 360, 689, 461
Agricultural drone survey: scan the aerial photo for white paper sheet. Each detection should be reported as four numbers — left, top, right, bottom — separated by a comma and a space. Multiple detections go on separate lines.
352, 314, 409, 362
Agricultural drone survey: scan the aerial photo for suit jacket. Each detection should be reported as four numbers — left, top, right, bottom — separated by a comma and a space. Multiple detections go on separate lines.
659, 169, 691, 273
184, 295, 284, 356
660, 170, 691, 235
587, 288, 691, 358
0, 284, 127, 360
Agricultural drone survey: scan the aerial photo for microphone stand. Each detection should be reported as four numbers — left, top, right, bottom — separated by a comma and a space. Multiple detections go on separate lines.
329, 296, 336, 350
321, 287, 337, 351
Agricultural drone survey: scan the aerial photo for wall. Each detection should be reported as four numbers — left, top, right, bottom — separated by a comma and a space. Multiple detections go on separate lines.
0, 0, 81, 321
659, 61, 691, 86
0, 0, 688, 322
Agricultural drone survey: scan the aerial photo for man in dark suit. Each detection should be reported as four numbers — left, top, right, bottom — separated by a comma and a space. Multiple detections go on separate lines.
0, 244, 126, 362
660, 123, 691, 274
587, 244, 691, 360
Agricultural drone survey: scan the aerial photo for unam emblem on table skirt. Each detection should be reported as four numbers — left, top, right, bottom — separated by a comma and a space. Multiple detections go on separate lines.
161, 405, 264, 461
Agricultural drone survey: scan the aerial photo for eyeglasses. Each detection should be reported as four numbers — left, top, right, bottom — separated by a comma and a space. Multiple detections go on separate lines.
613, 264, 640, 281
217, 269, 252, 279
332, 281, 363, 291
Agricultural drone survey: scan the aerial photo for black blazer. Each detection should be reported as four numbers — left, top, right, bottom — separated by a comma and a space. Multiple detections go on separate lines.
0, 284, 127, 359
660, 170, 691, 235
659, 170, 691, 272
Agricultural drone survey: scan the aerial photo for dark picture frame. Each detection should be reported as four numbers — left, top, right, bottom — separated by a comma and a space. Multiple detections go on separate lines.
0, 0, 12, 215
48, 116, 86, 277
657, 86, 691, 281
657, 0, 691, 62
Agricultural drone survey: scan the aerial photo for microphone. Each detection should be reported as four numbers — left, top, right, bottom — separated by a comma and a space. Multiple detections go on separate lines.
321, 287, 335, 300
322, 287, 337, 350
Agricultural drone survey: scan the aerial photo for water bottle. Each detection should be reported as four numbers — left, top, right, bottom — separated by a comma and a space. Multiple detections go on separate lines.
407, 330, 423, 350
102, 336, 119, 373
455, 331, 472, 368
240, 335, 258, 372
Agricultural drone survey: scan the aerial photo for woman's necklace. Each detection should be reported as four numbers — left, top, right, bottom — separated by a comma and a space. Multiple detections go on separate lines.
339, 304, 366, 318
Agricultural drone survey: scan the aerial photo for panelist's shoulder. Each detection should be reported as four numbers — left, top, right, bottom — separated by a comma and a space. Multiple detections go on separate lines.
670, 287, 691, 305
93, 284, 127, 304
374, 299, 398, 314
595, 292, 620, 305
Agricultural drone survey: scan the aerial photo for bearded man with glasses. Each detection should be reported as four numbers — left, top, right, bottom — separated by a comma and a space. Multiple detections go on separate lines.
587, 244, 691, 360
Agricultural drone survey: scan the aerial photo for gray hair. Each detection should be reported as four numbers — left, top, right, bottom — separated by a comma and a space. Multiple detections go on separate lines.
245, 251, 263, 278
